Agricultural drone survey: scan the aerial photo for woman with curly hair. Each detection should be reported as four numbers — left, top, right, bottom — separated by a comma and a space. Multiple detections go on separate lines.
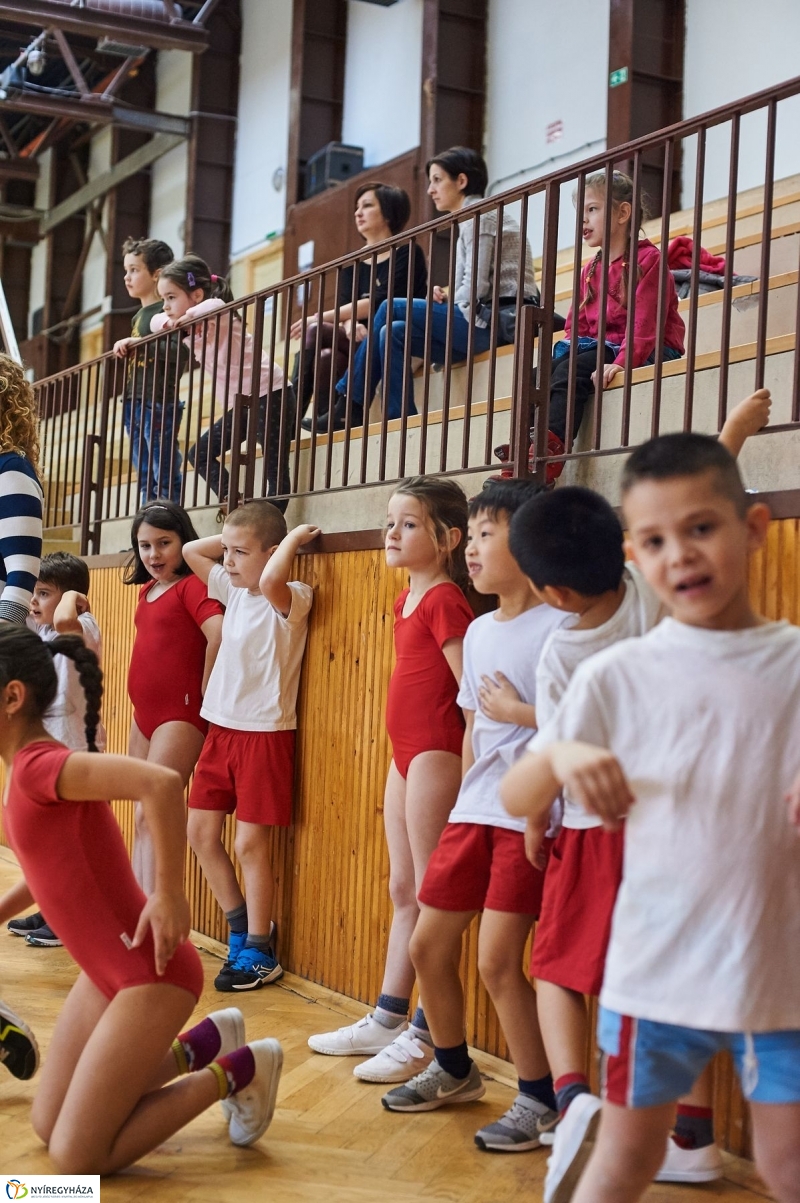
0, 353, 43, 625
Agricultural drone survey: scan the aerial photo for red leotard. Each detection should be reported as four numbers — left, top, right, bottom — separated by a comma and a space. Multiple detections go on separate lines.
127, 574, 223, 740
385, 581, 473, 779
3, 741, 203, 1001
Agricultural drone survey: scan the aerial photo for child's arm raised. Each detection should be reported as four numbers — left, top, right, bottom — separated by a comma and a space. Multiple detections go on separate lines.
53, 590, 91, 638
718, 389, 771, 458
56, 754, 190, 974
502, 741, 635, 832
259, 523, 321, 616
182, 535, 223, 586
201, 614, 223, 694
478, 671, 536, 729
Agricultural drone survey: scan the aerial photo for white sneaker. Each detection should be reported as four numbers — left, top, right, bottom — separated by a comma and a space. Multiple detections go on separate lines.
353, 1029, 433, 1083
224, 1038, 283, 1147
208, 1007, 246, 1059
307, 1013, 407, 1056
543, 1092, 602, 1203
655, 1137, 724, 1183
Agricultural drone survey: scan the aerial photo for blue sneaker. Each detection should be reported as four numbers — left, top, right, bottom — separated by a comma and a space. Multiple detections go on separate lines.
227, 946, 284, 991
213, 930, 249, 992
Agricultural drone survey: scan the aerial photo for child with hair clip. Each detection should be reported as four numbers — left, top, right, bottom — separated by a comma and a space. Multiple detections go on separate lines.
546, 171, 686, 481
152, 255, 295, 512
308, 477, 474, 1084
0, 626, 284, 1170
124, 501, 223, 895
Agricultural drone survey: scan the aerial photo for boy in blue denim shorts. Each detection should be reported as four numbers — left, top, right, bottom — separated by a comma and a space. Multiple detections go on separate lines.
502, 432, 800, 1203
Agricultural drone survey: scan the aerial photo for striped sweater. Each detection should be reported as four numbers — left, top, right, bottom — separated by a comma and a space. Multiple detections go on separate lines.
0, 452, 43, 625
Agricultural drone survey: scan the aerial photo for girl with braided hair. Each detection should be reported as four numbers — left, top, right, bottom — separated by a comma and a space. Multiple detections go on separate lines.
547, 172, 685, 481
0, 626, 284, 1170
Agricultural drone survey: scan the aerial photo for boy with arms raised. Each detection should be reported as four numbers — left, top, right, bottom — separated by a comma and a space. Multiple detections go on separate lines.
382, 480, 565, 1154
502, 431, 800, 1203
184, 502, 319, 991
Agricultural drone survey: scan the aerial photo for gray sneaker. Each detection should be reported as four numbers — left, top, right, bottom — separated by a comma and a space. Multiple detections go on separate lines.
475, 1093, 558, 1152
381, 1058, 485, 1112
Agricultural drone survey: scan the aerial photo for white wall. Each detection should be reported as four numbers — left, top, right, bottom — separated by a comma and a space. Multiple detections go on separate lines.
341, 0, 422, 168
485, 0, 609, 253
230, 0, 293, 257
28, 149, 52, 338
80, 128, 112, 335
150, 49, 191, 254
683, 0, 800, 206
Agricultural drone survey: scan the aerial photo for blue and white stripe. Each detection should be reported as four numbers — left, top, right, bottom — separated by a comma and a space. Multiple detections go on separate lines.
0, 452, 43, 625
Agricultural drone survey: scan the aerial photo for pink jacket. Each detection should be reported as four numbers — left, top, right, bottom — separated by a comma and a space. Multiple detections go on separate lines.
565, 239, 685, 367
151, 297, 284, 405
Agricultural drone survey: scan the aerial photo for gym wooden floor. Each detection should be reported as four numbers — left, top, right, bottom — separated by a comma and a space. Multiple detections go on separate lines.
0, 854, 772, 1202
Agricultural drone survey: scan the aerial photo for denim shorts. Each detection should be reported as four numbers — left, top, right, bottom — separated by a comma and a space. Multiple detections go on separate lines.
599, 1006, 800, 1108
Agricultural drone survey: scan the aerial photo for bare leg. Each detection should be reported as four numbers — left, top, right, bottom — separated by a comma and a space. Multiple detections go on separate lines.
679, 1058, 713, 1107
479, 911, 548, 1080
410, 906, 475, 1047
536, 979, 589, 1082
187, 808, 243, 914
571, 1100, 675, 1203
750, 1102, 800, 1203
128, 720, 150, 889
380, 751, 462, 1000
130, 720, 204, 894
234, 821, 274, 936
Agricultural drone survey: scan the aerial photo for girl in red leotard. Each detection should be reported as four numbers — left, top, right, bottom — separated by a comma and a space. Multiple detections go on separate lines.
125, 502, 223, 893
0, 626, 282, 1169
308, 477, 473, 1083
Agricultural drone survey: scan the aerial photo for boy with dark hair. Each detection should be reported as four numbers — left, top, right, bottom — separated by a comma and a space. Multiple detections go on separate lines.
183, 502, 320, 991
502, 423, 800, 1203
504, 391, 770, 1196
7, 552, 105, 948
113, 236, 187, 504
382, 479, 566, 1154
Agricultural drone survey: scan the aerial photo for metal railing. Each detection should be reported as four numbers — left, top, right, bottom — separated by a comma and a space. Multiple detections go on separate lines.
34, 73, 800, 552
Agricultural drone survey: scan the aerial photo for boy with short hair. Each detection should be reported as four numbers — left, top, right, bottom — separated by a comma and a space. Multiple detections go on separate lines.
382, 479, 566, 1153
183, 502, 319, 991
502, 432, 800, 1203
505, 390, 770, 1194
7, 551, 105, 948
112, 236, 187, 504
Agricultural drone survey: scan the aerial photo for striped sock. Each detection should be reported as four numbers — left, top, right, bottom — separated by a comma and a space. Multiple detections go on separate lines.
555, 1072, 590, 1117
172, 1016, 222, 1074
209, 1045, 256, 1100
673, 1104, 714, 1150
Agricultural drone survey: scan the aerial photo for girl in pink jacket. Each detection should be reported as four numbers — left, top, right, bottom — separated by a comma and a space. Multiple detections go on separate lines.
153, 256, 293, 511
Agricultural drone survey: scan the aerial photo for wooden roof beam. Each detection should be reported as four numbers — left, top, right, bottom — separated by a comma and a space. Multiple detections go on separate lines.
0, 2, 209, 54
0, 90, 189, 137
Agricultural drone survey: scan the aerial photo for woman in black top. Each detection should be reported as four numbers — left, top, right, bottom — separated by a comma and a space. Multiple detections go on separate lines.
290, 182, 426, 428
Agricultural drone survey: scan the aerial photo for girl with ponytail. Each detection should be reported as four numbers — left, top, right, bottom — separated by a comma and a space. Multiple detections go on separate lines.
0, 626, 284, 1169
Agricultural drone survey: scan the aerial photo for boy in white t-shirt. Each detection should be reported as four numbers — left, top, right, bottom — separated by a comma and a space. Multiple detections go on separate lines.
502, 433, 800, 1203
184, 502, 319, 991
7, 552, 106, 950
382, 480, 566, 1153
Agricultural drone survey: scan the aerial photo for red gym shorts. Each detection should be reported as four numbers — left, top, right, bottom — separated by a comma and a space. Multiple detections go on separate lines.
531, 824, 624, 995
188, 723, 296, 826
418, 821, 551, 915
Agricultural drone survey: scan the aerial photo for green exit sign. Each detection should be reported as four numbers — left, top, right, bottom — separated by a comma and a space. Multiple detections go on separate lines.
609, 67, 629, 87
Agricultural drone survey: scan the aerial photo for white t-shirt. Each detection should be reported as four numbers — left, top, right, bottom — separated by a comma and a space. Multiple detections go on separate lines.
201, 563, 313, 732
532, 618, 800, 1032
454, 602, 565, 833
534, 564, 666, 829
30, 615, 107, 752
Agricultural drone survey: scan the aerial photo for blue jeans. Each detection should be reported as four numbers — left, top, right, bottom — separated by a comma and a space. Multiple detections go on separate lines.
124, 397, 184, 503
336, 299, 492, 420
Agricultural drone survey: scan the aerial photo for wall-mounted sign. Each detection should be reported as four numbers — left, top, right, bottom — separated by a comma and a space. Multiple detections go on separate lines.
609, 67, 629, 88
546, 120, 564, 144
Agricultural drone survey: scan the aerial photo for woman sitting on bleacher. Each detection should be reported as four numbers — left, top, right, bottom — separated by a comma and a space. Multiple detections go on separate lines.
290, 183, 427, 433
318, 147, 537, 433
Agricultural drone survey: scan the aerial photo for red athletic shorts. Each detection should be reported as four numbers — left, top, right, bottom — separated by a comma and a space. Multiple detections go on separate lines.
188, 724, 296, 826
531, 824, 624, 995
418, 821, 551, 915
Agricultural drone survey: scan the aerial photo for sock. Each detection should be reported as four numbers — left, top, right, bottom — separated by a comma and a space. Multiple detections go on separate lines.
225, 903, 248, 934
172, 1016, 223, 1075
409, 1006, 433, 1045
245, 932, 272, 953
555, 1072, 590, 1117
434, 1041, 472, 1081
673, 1104, 714, 1150
208, 1045, 256, 1100
519, 1073, 557, 1112
374, 994, 409, 1029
